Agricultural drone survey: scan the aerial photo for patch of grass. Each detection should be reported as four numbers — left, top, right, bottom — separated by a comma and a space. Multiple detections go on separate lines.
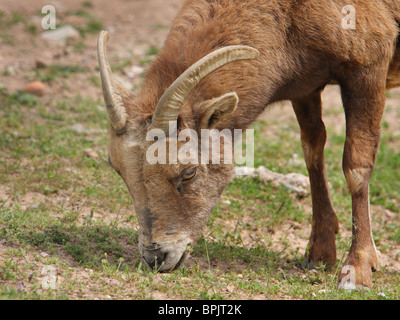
85, 20, 102, 34
0, 10, 25, 29
146, 45, 159, 56
251, 119, 305, 174
370, 139, 400, 213
7, 90, 40, 107
222, 177, 306, 227
152, 24, 169, 30
82, 1, 94, 8
88, 75, 101, 87
68, 9, 92, 18
111, 58, 131, 72
35, 64, 88, 83
25, 24, 37, 35
0, 33, 13, 44
0, 10, 26, 45
0, 202, 138, 268
193, 237, 284, 272
67, 8, 103, 37
74, 41, 86, 52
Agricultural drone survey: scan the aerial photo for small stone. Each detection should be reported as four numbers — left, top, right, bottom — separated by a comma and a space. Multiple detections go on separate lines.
70, 123, 85, 133
83, 149, 99, 159
4, 65, 16, 75
23, 81, 45, 96
40, 252, 48, 258
40, 25, 80, 45
35, 59, 47, 69
234, 166, 310, 197
378, 292, 388, 299
234, 166, 257, 177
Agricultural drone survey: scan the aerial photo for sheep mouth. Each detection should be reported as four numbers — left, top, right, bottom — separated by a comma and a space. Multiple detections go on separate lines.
172, 251, 189, 271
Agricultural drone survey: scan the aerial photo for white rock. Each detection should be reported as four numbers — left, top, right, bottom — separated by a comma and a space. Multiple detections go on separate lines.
83, 149, 99, 159
40, 25, 80, 45
234, 166, 310, 197
234, 166, 257, 177
69, 123, 85, 133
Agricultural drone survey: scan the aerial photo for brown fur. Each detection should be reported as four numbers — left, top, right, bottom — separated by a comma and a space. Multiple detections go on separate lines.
106, 0, 400, 285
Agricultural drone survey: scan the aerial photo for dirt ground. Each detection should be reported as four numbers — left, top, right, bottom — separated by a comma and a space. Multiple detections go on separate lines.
0, 0, 400, 299
0, 0, 185, 98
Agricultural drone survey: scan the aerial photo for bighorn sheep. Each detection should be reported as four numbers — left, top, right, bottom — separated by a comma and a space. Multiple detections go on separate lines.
97, 0, 400, 289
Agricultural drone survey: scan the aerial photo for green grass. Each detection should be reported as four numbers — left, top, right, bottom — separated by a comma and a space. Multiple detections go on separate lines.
0, 203, 138, 267
66, 7, 103, 37
35, 65, 89, 83
0, 10, 35, 45
0, 10, 25, 30
0, 83, 399, 300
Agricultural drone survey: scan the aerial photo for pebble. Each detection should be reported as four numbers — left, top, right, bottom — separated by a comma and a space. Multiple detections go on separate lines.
83, 149, 99, 159
23, 81, 45, 96
35, 59, 47, 69
234, 166, 310, 198
69, 123, 85, 133
234, 166, 257, 177
40, 25, 80, 45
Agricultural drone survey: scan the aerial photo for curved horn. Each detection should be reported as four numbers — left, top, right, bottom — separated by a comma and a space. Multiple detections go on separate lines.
150, 45, 260, 133
98, 31, 128, 134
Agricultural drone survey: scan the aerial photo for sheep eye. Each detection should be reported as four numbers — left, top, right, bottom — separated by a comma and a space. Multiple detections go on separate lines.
182, 167, 197, 182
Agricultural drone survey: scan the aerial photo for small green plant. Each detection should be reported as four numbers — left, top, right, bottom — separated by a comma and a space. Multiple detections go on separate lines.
35, 64, 88, 82
85, 20, 102, 34
146, 45, 159, 56
25, 24, 37, 35
7, 90, 40, 107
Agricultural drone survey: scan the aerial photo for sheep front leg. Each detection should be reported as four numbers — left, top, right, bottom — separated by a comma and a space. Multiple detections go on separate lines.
292, 90, 339, 269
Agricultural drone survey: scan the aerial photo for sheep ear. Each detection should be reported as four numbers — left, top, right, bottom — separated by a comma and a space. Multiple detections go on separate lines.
197, 92, 239, 130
